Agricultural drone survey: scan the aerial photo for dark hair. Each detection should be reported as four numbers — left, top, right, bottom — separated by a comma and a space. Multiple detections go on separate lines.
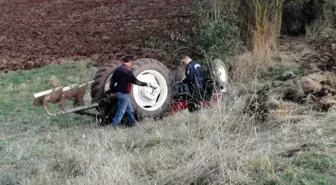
123, 56, 134, 63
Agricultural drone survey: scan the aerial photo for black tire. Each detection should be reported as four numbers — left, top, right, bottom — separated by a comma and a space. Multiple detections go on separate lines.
171, 66, 185, 82
130, 58, 173, 118
187, 102, 202, 113
90, 61, 120, 103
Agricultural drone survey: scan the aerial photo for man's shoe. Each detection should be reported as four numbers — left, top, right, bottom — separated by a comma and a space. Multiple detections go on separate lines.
111, 123, 118, 128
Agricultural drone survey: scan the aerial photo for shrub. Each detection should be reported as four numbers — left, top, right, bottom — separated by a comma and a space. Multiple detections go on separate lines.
324, 0, 336, 27
196, 21, 239, 62
281, 0, 336, 39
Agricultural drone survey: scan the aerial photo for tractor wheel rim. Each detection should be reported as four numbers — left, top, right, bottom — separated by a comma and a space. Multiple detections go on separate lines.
218, 66, 228, 84
104, 74, 113, 93
133, 70, 168, 111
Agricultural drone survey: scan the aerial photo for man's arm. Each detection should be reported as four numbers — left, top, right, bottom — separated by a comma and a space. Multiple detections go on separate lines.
193, 63, 203, 79
129, 70, 148, 86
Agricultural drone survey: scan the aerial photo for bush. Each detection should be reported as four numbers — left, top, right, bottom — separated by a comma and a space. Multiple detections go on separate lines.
324, 0, 336, 26
196, 21, 239, 62
282, 0, 336, 38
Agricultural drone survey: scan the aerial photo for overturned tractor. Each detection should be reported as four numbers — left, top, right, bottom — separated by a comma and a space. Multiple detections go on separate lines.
33, 58, 229, 125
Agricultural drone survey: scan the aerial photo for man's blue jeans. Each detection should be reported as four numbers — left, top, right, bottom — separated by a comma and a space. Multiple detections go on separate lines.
111, 92, 136, 126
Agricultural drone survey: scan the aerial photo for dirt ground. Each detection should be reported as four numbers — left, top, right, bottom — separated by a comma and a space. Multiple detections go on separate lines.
0, 0, 196, 71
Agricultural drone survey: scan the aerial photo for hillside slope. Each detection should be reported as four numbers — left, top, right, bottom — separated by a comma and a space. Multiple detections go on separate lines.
0, 59, 335, 185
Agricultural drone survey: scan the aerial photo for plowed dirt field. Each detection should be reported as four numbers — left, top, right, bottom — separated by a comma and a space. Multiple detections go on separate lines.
0, 0, 196, 71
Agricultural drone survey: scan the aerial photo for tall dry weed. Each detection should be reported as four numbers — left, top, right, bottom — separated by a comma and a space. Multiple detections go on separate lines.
251, 0, 283, 58
232, 52, 276, 82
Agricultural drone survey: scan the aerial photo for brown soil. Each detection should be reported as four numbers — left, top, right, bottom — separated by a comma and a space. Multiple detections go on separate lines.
299, 39, 336, 74
275, 38, 336, 112
0, 0, 196, 71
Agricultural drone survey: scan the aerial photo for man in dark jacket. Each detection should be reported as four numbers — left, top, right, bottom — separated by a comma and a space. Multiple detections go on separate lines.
109, 56, 149, 127
181, 56, 205, 101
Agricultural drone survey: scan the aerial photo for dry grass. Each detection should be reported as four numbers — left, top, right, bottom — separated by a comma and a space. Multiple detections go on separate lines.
232, 52, 277, 82
16, 100, 335, 185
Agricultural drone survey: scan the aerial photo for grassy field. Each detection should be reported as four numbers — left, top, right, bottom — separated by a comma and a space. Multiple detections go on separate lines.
0, 61, 335, 185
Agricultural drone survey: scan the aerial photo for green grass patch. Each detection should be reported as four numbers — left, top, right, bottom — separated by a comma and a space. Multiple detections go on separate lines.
263, 153, 336, 185
264, 60, 299, 81
0, 61, 93, 116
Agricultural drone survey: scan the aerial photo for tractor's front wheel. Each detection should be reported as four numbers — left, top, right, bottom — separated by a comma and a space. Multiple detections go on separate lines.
211, 59, 229, 93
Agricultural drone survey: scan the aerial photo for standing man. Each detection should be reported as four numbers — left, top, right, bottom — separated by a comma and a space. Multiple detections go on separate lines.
109, 56, 149, 127
181, 56, 205, 101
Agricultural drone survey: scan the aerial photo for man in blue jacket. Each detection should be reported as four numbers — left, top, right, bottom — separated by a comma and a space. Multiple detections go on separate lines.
109, 56, 149, 127
181, 56, 205, 101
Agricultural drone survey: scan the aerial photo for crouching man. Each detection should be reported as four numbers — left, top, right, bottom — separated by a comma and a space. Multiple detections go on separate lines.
109, 56, 149, 127
181, 56, 205, 101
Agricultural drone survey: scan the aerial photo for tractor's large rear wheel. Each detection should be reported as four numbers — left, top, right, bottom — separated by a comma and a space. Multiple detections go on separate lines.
90, 58, 173, 125
130, 58, 173, 118
90, 61, 120, 125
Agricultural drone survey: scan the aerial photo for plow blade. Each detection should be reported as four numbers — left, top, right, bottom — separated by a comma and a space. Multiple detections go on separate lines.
42, 103, 99, 116
33, 81, 99, 116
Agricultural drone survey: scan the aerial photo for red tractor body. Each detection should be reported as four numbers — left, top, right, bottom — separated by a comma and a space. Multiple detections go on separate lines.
167, 93, 220, 115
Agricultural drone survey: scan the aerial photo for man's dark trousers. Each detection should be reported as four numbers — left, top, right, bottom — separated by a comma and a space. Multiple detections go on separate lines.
111, 92, 136, 126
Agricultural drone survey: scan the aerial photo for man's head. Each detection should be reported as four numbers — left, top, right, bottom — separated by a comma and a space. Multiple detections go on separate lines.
123, 55, 134, 67
181, 56, 192, 65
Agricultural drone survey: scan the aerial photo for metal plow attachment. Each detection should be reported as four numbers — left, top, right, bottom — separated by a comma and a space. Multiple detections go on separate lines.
33, 81, 99, 117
